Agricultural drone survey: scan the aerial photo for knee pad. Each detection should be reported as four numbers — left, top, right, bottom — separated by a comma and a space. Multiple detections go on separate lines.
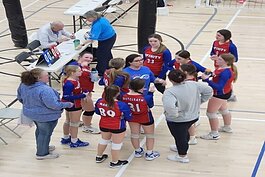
219, 109, 230, 116
99, 138, 111, 145
69, 121, 80, 127
145, 133, 155, 139
83, 111, 95, 116
64, 121, 70, 126
131, 133, 140, 139
206, 112, 218, 119
111, 143, 123, 150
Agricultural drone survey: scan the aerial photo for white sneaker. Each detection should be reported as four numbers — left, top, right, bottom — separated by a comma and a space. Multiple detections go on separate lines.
82, 126, 100, 134
188, 138, 198, 145
169, 145, 178, 152
49, 145, 55, 152
145, 151, 160, 161
200, 132, 220, 140
134, 147, 144, 158
167, 154, 189, 163
36, 153, 59, 160
219, 126, 233, 133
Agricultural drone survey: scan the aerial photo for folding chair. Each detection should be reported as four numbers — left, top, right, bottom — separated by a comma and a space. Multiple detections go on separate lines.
0, 98, 22, 145
103, 0, 125, 22
15, 51, 37, 70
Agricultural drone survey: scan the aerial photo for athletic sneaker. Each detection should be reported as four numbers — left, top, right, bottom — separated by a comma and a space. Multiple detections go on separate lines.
200, 133, 220, 140
145, 151, 160, 161
167, 154, 189, 163
60, 137, 71, 145
109, 160, 128, 168
69, 139, 89, 148
188, 137, 198, 145
36, 153, 59, 160
82, 126, 100, 134
219, 126, 233, 133
169, 144, 178, 152
96, 154, 108, 163
134, 147, 144, 158
49, 145, 55, 152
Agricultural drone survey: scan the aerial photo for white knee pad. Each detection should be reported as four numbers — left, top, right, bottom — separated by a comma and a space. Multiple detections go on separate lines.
99, 138, 111, 145
206, 112, 218, 119
219, 109, 230, 116
145, 133, 155, 139
131, 133, 140, 139
64, 121, 70, 126
111, 143, 123, 150
70, 121, 80, 127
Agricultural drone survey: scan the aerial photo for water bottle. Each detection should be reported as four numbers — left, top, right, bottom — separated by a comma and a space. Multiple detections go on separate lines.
90, 68, 99, 82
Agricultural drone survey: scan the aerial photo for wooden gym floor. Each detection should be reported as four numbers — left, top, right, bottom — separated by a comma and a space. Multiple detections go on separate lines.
0, 0, 264, 176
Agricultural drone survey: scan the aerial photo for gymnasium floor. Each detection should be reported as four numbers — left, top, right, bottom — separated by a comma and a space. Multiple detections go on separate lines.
0, 0, 264, 176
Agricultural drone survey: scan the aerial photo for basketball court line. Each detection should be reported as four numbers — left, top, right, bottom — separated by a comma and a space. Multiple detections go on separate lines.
251, 141, 265, 177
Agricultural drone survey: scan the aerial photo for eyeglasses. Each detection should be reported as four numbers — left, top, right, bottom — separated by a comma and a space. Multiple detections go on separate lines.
133, 59, 144, 62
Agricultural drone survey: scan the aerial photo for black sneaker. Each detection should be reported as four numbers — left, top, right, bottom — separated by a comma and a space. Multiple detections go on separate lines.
109, 160, 128, 168
96, 154, 108, 163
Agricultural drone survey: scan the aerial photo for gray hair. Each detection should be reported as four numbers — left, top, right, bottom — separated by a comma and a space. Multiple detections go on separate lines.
83, 10, 101, 19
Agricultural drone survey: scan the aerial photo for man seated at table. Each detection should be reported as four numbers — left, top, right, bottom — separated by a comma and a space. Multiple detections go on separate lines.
37, 21, 75, 49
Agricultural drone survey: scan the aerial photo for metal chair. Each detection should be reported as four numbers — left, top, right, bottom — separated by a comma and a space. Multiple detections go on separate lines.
0, 98, 22, 145
15, 51, 37, 69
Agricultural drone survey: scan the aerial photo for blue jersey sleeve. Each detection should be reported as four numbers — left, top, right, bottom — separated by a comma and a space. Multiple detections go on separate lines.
62, 81, 86, 101
229, 41, 238, 62
113, 75, 125, 88
118, 101, 132, 121
210, 42, 215, 56
168, 59, 176, 71
203, 69, 231, 92
158, 49, 172, 78
149, 69, 156, 83
94, 98, 102, 115
144, 92, 154, 108
191, 60, 206, 73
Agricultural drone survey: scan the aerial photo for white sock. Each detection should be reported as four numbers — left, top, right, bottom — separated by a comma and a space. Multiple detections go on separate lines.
63, 135, 70, 139
71, 138, 78, 143
146, 150, 153, 155
135, 147, 142, 152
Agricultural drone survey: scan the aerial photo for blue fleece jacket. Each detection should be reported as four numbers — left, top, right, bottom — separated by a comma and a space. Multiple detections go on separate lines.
17, 82, 72, 122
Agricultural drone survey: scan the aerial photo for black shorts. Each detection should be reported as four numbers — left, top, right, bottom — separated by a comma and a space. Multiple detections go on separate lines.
141, 120, 154, 126
213, 90, 232, 100
100, 127, 126, 134
65, 107, 82, 112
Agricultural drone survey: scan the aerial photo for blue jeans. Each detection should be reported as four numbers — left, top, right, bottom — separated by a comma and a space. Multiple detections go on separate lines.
34, 120, 58, 156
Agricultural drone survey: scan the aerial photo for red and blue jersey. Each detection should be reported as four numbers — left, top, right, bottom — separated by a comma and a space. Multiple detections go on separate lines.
79, 65, 94, 92
62, 79, 86, 108
95, 98, 132, 130
143, 46, 171, 78
168, 59, 207, 73
122, 92, 154, 124
99, 69, 129, 97
210, 40, 238, 67
65, 60, 94, 92
204, 68, 233, 96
